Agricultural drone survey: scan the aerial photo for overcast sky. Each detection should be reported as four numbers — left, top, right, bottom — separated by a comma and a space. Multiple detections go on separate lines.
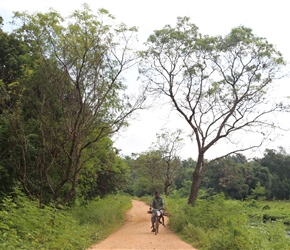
1, 0, 290, 159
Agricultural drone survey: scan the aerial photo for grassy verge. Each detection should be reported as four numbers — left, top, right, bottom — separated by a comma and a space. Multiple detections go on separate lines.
165, 194, 290, 250
0, 192, 132, 250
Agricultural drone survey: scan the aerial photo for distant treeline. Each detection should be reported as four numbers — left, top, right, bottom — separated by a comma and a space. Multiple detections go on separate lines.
125, 148, 290, 201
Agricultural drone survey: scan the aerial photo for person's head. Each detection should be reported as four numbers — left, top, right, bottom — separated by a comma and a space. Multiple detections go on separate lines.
155, 191, 160, 198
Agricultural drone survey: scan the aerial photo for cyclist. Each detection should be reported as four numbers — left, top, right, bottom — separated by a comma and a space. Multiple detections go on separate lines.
149, 191, 165, 232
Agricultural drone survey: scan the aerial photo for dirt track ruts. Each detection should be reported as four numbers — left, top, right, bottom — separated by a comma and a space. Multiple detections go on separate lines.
88, 199, 197, 250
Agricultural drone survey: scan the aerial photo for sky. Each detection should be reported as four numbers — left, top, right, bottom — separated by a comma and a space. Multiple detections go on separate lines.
1, 0, 290, 160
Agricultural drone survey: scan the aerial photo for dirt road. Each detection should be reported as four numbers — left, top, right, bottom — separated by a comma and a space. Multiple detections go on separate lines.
88, 199, 197, 250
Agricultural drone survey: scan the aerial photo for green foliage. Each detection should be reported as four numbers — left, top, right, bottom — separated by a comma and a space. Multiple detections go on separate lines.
0, 4, 142, 206
0, 24, 28, 85
166, 194, 290, 250
247, 182, 266, 200
0, 191, 131, 249
0, 192, 87, 249
129, 150, 164, 196
260, 149, 290, 200
78, 136, 130, 200
0, 21, 31, 198
247, 199, 260, 208
199, 154, 278, 201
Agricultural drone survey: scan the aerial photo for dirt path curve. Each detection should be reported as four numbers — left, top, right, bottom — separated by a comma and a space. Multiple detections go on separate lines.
88, 199, 197, 250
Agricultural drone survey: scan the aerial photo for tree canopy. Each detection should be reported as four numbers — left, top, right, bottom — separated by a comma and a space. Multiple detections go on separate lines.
0, 5, 146, 206
139, 17, 287, 205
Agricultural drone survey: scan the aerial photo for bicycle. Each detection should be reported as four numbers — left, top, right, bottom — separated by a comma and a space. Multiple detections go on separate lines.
152, 209, 163, 235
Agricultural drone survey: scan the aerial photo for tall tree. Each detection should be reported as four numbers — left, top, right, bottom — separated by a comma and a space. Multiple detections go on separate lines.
140, 17, 286, 205
6, 4, 145, 205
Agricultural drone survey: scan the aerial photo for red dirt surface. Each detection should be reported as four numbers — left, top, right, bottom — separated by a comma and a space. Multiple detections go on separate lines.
88, 199, 197, 250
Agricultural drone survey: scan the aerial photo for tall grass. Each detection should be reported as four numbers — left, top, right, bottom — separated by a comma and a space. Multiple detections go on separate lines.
71, 194, 132, 240
0, 192, 132, 250
166, 194, 290, 250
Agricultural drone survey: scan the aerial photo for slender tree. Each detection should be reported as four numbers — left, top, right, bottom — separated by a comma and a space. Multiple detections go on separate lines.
151, 129, 183, 196
140, 17, 287, 205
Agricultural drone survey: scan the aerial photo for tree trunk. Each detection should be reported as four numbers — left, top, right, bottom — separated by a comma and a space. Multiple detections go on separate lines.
61, 186, 76, 206
164, 180, 172, 197
188, 169, 203, 206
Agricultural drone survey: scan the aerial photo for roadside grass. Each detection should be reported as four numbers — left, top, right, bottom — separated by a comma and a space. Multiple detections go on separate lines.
3, 191, 290, 250
0, 192, 132, 250
71, 194, 132, 241
165, 194, 290, 250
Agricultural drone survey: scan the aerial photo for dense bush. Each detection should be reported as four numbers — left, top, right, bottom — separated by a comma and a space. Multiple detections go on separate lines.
0, 191, 131, 250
